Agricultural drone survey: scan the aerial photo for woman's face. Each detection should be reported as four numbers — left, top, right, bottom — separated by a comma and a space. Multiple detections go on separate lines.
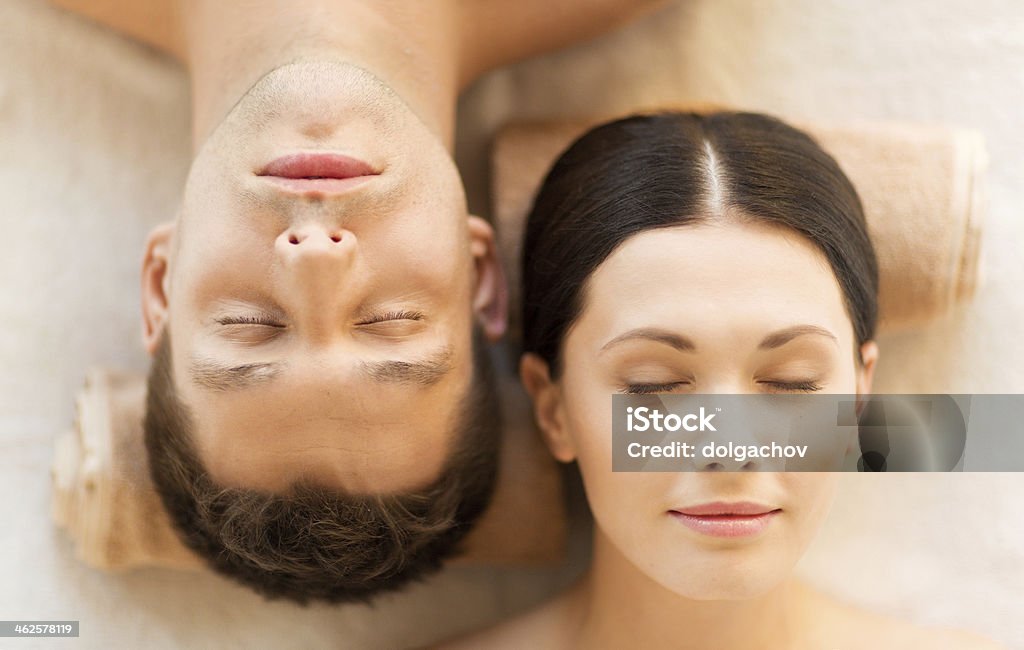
523, 219, 877, 600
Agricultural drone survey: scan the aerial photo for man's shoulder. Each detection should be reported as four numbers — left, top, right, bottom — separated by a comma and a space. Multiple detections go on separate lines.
50, 0, 183, 59
432, 587, 576, 650
455, 0, 668, 87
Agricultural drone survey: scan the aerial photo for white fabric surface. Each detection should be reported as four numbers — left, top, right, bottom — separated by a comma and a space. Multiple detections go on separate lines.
1, 0, 1022, 647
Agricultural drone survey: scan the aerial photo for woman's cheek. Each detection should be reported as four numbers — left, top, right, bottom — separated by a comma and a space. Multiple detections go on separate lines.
785, 473, 839, 544
562, 372, 613, 456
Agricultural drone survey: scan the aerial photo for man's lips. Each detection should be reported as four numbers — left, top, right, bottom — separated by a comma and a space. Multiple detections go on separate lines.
668, 502, 781, 538
260, 152, 377, 179
257, 152, 380, 193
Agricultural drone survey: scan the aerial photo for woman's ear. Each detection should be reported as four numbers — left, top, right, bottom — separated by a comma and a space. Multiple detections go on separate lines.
467, 216, 508, 342
141, 222, 175, 355
520, 353, 575, 463
857, 341, 880, 397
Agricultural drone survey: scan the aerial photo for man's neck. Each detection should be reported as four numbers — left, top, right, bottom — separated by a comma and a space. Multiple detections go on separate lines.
181, 0, 461, 152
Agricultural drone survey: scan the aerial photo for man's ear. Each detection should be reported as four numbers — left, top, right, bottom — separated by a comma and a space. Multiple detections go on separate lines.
467, 216, 508, 342
141, 222, 175, 355
520, 353, 575, 463
857, 341, 880, 397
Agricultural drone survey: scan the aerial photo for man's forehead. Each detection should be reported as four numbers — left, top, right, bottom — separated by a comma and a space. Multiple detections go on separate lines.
186, 363, 465, 494
196, 415, 455, 494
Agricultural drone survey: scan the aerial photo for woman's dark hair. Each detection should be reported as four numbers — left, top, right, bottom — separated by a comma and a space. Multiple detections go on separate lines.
521, 111, 878, 376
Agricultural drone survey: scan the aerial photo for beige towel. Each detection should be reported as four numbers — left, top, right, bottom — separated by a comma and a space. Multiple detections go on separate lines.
52, 368, 566, 571
492, 114, 987, 337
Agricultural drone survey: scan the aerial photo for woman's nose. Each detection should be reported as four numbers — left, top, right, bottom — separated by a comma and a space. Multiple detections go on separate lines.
694, 450, 765, 472
690, 392, 778, 472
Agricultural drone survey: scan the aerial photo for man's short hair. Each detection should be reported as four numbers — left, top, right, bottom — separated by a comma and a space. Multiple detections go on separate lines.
143, 332, 501, 605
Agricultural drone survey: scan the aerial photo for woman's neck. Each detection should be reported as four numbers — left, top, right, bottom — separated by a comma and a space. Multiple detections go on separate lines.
180, 0, 461, 151
571, 529, 810, 650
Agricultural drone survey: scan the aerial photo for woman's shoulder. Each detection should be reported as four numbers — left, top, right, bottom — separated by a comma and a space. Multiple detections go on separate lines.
805, 584, 1005, 650
435, 580, 1006, 650
853, 616, 1004, 650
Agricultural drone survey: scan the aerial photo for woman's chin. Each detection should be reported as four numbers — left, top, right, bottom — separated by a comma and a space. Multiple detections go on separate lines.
652, 560, 794, 601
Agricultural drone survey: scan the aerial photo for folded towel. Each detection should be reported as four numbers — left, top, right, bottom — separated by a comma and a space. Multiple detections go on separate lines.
492, 114, 987, 337
52, 367, 566, 570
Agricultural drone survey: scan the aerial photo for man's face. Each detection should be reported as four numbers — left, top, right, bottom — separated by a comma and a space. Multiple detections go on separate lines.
142, 61, 504, 494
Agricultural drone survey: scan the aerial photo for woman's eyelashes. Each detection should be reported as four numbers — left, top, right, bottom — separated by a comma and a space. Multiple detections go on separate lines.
619, 379, 824, 394
757, 379, 824, 393
622, 381, 692, 395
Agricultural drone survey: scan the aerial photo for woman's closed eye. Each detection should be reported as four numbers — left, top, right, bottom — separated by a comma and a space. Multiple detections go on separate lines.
620, 379, 824, 394
758, 379, 823, 393
621, 381, 692, 395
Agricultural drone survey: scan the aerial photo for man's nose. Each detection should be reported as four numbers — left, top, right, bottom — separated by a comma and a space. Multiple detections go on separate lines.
275, 223, 356, 333
277, 221, 349, 253
275, 222, 355, 267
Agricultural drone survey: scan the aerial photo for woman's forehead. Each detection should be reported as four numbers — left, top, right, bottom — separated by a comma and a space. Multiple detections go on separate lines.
575, 222, 854, 343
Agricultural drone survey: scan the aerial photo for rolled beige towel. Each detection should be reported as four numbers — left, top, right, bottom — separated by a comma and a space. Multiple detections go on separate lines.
51, 368, 202, 570
493, 113, 987, 337
52, 368, 566, 571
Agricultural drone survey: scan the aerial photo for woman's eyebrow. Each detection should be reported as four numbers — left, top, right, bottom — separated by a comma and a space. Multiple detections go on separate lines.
758, 325, 838, 349
599, 324, 839, 354
600, 328, 697, 353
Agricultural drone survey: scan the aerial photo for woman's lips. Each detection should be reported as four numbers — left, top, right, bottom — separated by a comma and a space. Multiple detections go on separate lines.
668, 502, 781, 538
257, 152, 379, 193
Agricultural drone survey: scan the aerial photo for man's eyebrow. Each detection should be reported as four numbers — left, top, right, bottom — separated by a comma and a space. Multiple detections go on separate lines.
189, 345, 454, 392
758, 325, 838, 350
359, 345, 455, 386
189, 357, 282, 391
601, 328, 697, 353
